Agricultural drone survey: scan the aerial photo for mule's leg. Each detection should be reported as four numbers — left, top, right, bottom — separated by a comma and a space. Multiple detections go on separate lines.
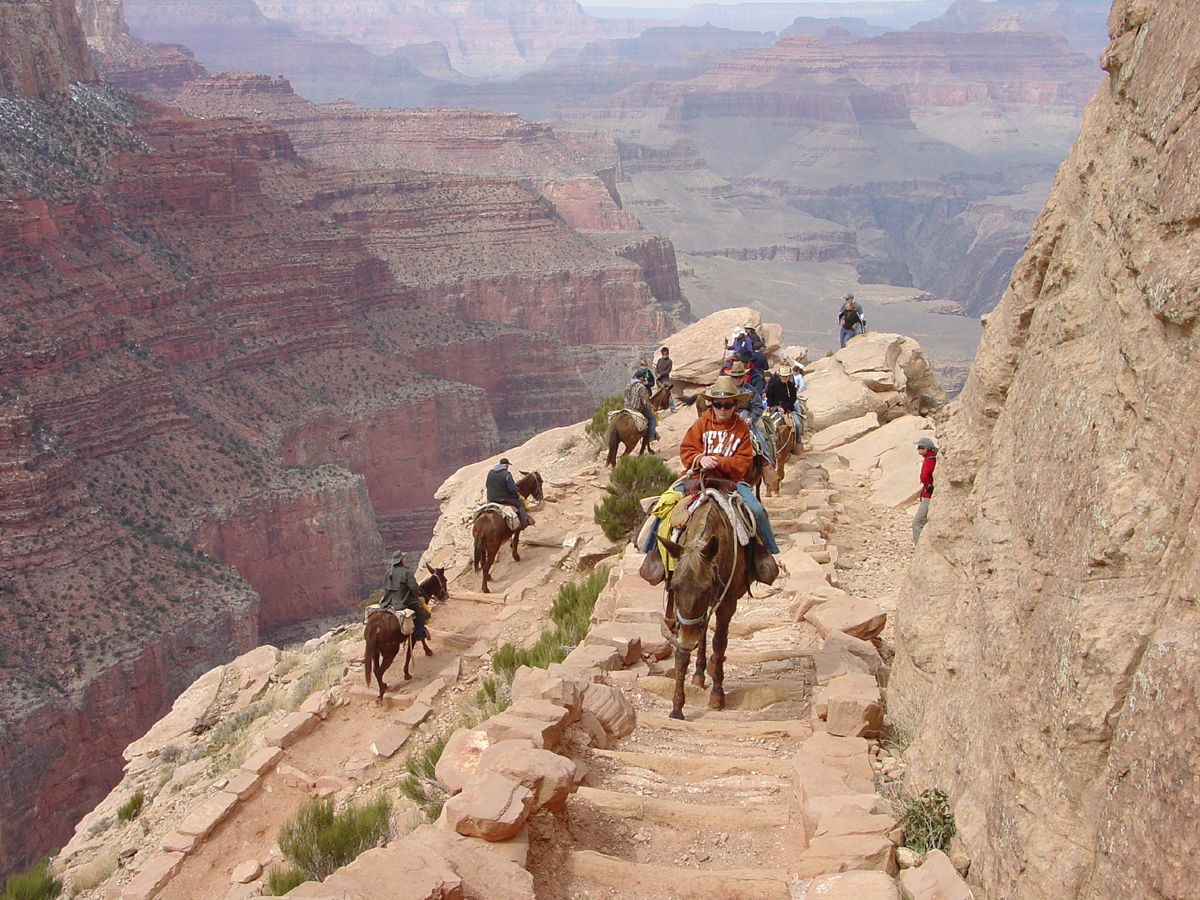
708, 614, 731, 710
403, 637, 414, 681
671, 646, 691, 720
481, 542, 498, 593
691, 620, 707, 689
422, 637, 433, 657
510, 530, 521, 562
371, 653, 386, 703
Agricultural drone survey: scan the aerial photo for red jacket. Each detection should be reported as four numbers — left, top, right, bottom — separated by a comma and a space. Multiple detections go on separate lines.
919, 451, 937, 499
680, 410, 754, 481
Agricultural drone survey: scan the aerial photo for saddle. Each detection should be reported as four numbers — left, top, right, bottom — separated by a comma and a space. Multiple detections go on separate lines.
608, 408, 647, 433
362, 606, 417, 635
472, 502, 521, 529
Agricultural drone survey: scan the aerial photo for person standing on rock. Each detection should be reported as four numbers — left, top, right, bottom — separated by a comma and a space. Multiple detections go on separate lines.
486, 457, 532, 530
912, 437, 938, 544
838, 294, 865, 348
655, 346, 674, 411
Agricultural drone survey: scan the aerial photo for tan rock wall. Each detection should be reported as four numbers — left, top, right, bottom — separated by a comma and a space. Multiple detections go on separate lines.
890, 3, 1200, 898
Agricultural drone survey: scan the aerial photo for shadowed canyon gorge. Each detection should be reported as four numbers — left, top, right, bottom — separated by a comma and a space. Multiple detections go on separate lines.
3, 0, 1198, 895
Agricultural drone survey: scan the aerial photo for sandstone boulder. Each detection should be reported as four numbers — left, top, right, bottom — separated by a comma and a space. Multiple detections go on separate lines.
510, 666, 586, 717
435, 728, 491, 795
669, 307, 764, 387
813, 631, 884, 685
443, 771, 535, 842
815, 673, 883, 738
801, 870, 901, 899
795, 833, 897, 879
803, 360, 892, 433
810, 413, 880, 453
404, 824, 536, 900
581, 683, 636, 740
478, 745, 578, 812
581, 623, 642, 666
805, 598, 887, 641
898, 849, 972, 900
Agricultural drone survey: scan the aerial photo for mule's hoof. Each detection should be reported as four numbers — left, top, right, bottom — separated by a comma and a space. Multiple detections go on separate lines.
423, 647, 433, 657
669, 708, 685, 721
691, 674, 706, 689
708, 691, 725, 710
404, 673, 413, 681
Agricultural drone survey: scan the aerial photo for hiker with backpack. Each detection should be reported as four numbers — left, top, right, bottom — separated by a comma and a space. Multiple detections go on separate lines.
838, 293, 866, 347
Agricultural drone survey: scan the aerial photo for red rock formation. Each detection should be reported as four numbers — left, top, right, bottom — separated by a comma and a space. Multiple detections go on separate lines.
0, 0, 97, 96
891, 2, 1200, 898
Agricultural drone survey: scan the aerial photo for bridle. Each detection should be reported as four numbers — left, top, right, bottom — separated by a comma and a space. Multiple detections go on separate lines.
669, 499, 738, 633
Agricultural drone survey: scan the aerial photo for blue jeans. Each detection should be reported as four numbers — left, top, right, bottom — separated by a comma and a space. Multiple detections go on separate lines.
749, 422, 773, 466
736, 482, 779, 553
840, 325, 862, 348
645, 408, 657, 441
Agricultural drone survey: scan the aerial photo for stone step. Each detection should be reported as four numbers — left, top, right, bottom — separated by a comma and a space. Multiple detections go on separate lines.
638, 712, 811, 739
566, 850, 790, 900
593, 749, 793, 779
575, 786, 790, 828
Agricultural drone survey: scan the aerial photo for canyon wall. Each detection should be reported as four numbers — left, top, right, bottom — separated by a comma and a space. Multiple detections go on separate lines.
890, 2, 1200, 898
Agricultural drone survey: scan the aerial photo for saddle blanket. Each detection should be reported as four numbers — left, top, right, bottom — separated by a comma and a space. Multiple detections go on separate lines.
471, 502, 521, 528
363, 606, 417, 632
608, 408, 647, 433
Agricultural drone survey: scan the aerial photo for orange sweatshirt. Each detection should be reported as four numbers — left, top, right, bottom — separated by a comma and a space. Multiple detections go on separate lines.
679, 410, 754, 481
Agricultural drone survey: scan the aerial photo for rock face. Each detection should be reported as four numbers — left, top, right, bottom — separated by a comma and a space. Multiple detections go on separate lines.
890, 3, 1200, 899
0, 0, 97, 96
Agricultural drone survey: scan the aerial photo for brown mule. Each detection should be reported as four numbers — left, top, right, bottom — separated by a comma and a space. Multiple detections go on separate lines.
657, 496, 750, 720
763, 416, 795, 497
472, 471, 542, 593
363, 610, 419, 703
605, 410, 652, 465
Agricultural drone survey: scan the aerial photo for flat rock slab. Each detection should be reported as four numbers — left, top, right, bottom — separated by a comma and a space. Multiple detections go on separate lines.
286, 844, 462, 900
480, 745, 577, 812
582, 623, 642, 665
562, 642, 623, 671
898, 850, 973, 900
435, 727, 490, 795
594, 749, 793, 779
395, 702, 433, 728
371, 724, 412, 759
510, 666, 585, 714
121, 852, 186, 900
567, 849, 790, 900
795, 833, 898, 879
240, 746, 284, 777
263, 712, 319, 749
800, 871, 902, 900
805, 598, 887, 641
223, 770, 262, 801
403, 825, 536, 900
575, 786, 789, 829
639, 712, 811, 739
178, 791, 239, 839
810, 413, 880, 452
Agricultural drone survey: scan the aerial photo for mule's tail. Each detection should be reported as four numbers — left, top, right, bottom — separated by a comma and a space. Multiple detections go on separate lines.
473, 531, 483, 571
363, 623, 377, 686
606, 421, 621, 467
677, 392, 698, 407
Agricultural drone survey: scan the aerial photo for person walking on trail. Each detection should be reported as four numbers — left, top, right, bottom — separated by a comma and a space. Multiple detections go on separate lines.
838, 294, 865, 348
486, 457, 532, 530
655, 346, 675, 411
744, 323, 765, 352
624, 370, 658, 448
727, 326, 754, 357
912, 437, 938, 544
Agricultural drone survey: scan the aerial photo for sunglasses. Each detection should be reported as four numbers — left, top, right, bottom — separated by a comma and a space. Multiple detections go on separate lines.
711, 401, 737, 410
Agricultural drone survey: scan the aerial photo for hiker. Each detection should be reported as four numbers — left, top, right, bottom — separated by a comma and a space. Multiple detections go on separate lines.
727, 326, 754, 358
912, 437, 938, 544
680, 375, 779, 556
655, 346, 674, 411
766, 364, 803, 440
486, 457, 532, 530
744, 322, 765, 352
838, 293, 865, 347
379, 551, 430, 640
624, 369, 657, 448
728, 361, 773, 467
636, 358, 656, 389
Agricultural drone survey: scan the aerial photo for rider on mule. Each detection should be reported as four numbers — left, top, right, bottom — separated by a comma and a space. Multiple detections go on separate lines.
766, 364, 804, 442
728, 360, 774, 468
379, 550, 429, 641
486, 457, 533, 530
641, 376, 779, 601
624, 370, 658, 447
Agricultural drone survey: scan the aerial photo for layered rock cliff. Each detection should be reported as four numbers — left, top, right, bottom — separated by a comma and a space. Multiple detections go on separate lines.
0, 0, 685, 872
891, 2, 1200, 898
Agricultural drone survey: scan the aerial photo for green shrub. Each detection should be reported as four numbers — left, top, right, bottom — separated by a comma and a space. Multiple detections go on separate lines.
584, 393, 623, 438
5, 858, 61, 900
276, 796, 391, 884
899, 789, 956, 853
398, 733, 451, 821
594, 454, 675, 541
491, 568, 610, 682
264, 866, 307, 896
116, 790, 144, 823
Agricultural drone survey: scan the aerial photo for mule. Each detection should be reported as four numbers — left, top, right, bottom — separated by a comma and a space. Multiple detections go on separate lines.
363, 563, 447, 702
657, 495, 750, 719
605, 410, 652, 465
472, 471, 542, 593
763, 415, 795, 497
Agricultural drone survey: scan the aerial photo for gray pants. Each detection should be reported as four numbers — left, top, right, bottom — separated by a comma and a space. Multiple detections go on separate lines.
912, 496, 931, 545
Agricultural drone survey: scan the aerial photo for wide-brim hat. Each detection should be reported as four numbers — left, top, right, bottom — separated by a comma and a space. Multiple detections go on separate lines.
703, 375, 751, 404
744, 322, 758, 330
389, 550, 406, 564
728, 361, 750, 377
776, 365, 792, 377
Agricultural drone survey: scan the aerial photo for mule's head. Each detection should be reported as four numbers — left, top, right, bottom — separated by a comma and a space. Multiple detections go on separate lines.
423, 563, 448, 600
518, 470, 544, 503
660, 533, 721, 652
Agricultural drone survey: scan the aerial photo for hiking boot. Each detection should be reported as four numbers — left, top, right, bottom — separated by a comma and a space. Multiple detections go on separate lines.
749, 539, 779, 585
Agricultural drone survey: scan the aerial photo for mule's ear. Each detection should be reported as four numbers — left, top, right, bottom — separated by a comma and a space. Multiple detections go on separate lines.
656, 533, 683, 559
701, 536, 720, 561
425, 562, 434, 573
519, 470, 530, 476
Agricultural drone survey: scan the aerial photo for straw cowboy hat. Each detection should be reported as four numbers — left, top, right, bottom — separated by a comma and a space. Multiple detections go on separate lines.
728, 360, 750, 377
703, 375, 751, 404
776, 364, 793, 378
